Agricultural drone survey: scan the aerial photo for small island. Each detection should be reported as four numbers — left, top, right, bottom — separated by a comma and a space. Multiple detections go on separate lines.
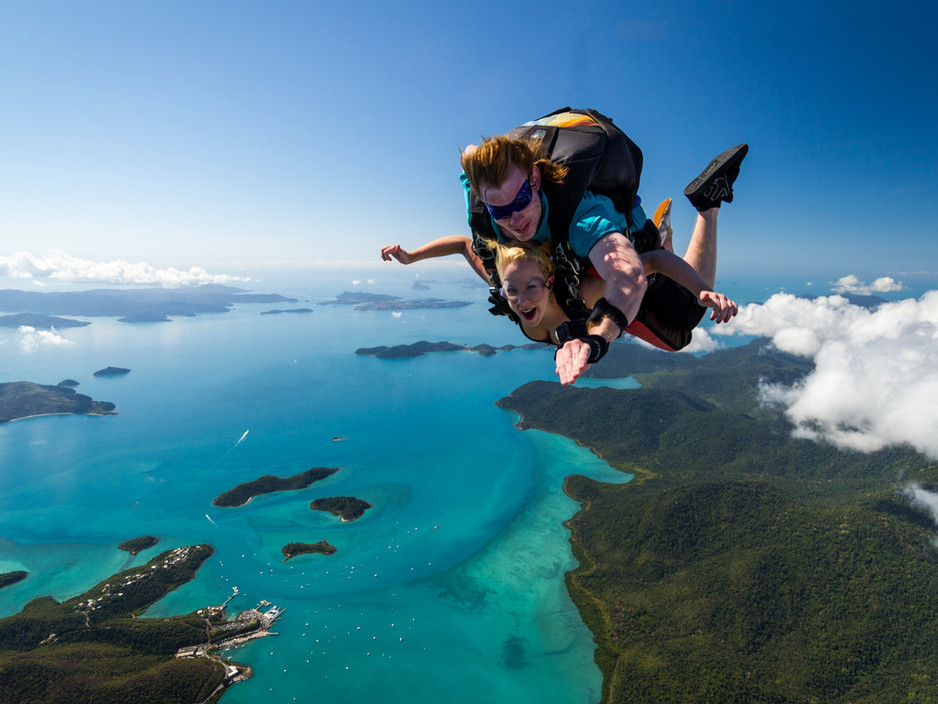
118, 313, 171, 323
310, 496, 373, 522
320, 292, 399, 306
213, 467, 340, 507
319, 291, 471, 310
93, 366, 131, 377
118, 535, 159, 555
356, 298, 471, 311
355, 340, 549, 359
0, 571, 27, 590
57, 379, 80, 387
260, 308, 314, 316
281, 541, 337, 562
0, 382, 116, 423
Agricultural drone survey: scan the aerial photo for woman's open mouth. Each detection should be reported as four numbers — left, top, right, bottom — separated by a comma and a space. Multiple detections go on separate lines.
520, 307, 537, 321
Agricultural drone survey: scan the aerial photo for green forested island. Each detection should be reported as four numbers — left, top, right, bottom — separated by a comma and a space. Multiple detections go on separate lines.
213, 467, 340, 507
119, 536, 160, 555
281, 541, 337, 561
0, 572, 27, 591
0, 381, 116, 423
310, 496, 373, 521
260, 308, 313, 315
0, 545, 250, 704
497, 338, 938, 704
0, 285, 296, 323
355, 340, 546, 358
319, 291, 470, 310
93, 366, 130, 377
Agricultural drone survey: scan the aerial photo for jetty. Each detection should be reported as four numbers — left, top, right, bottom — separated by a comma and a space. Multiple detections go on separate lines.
176, 590, 285, 658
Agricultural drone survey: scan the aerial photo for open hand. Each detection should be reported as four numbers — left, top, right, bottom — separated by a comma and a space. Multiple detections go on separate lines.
554, 339, 592, 385
699, 290, 738, 324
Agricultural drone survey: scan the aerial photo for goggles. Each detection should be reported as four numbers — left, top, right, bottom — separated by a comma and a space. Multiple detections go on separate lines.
501, 277, 551, 302
485, 180, 533, 221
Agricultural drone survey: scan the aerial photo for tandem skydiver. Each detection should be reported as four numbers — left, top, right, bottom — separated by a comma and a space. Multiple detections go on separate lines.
381, 110, 748, 384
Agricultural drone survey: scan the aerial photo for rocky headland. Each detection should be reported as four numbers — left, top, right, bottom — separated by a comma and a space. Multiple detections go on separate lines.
0, 381, 116, 423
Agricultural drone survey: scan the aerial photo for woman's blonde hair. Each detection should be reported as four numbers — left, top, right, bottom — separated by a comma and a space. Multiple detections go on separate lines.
490, 240, 554, 281
461, 135, 567, 197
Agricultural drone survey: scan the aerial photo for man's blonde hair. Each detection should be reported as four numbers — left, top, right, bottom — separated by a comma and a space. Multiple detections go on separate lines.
461, 135, 568, 197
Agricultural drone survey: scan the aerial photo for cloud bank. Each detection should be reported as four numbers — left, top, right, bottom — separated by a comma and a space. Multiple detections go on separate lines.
831, 274, 905, 295
717, 288, 938, 459
0, 250, 248, 287
18, 325, 73, 353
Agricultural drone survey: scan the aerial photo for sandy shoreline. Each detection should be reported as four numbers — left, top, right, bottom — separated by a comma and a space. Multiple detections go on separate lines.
7, 411, 116, 423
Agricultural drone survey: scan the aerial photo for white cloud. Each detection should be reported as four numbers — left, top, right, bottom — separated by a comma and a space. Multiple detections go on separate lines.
904, 485, 938, 525
0, 250, 249, 287
903, 485, 938, 543
630, 327, 721, 354
831, 274, 905, 295
717, 289, 938, 459
682, 327, 719, 354
18, 325, 73, 353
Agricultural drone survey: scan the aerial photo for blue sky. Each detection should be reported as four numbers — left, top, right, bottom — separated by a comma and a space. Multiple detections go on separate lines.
1, 0, 936, 283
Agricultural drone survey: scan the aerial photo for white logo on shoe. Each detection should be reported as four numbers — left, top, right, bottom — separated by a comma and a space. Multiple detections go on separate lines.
703, 176, 731, 202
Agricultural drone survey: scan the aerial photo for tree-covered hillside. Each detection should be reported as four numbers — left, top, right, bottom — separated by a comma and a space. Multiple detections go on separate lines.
0, 545, 234, 704
498, 338, 938, 703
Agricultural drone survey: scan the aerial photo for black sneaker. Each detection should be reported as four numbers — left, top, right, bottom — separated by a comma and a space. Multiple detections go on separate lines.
683, 143, 749, 211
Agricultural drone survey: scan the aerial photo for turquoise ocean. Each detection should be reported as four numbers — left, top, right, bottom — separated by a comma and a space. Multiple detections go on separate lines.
0, 268, 851, 702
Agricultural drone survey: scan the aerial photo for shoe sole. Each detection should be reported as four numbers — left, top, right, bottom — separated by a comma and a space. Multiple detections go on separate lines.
653, 198, 673, 251
653, 197, 672, 228
683, 143, 749, 199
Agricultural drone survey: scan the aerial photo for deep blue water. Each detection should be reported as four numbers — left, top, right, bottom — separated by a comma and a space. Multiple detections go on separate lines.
6, 265, 913, 702
2, 267, 860, 702
0, 272, 640, 703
